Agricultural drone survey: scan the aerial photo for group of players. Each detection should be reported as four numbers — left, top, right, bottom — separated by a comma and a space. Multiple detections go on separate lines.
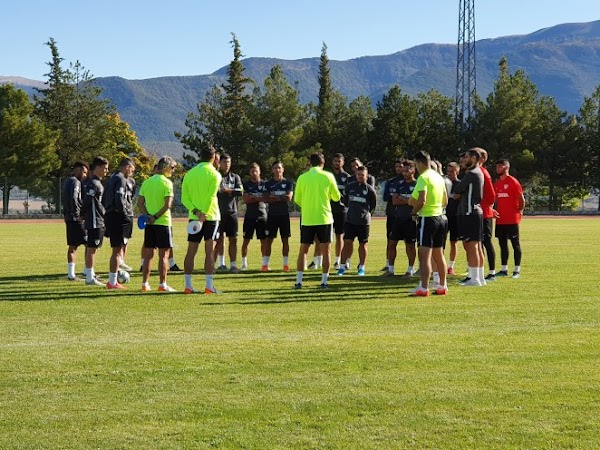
63, 145, 524, 295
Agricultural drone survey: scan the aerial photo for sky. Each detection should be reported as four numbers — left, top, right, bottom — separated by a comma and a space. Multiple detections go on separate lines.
2, 0, 599, 81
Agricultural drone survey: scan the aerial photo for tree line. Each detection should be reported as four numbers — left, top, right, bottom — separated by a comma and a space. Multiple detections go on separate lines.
1, 35, 599, 214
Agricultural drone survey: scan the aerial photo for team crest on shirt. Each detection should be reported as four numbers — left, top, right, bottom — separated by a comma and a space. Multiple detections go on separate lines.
341, 176, 347, 183
409, 186, 414, 192
362, 189, 367, 195
95, 239, 100, 246
282, 184, 286, 189
504, 184, 509, 189
87, 189, 95, 196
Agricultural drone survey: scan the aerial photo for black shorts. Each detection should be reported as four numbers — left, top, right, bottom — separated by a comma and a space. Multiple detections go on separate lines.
300, 224, 333, 245
458, 214, 483, 242
188, 220, 220, 243
495, 223, 520, 240
343, 223, 370, 243
86, 228, 105, 249
333, 211, 346, 235
483, 218, 494, 240
447, 215, 459, 242
105, 212, 132, 247
65, 220, 87, 247
144, 224, 173, 249
266, 214, 291, 239
416, 216, 447, 248
386, 215, 395, 236
220, 214, 238, 238
243, 217, 267, 240
388, 217, 417, 243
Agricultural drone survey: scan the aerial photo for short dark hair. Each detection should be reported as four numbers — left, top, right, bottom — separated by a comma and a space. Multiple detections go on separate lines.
73, 161, 89, 171
157, 156, 176, 171
412, 151, 431, 166
271, 160, 283, 168
349, 157, 361, 165
333, 153, 345, 160
90, 156, 109, 171
495, 159, 510, 166
220, 153, 231, 161
403, 160, 415, 169
200, 145, 216, 162
395, 158, 405, 166
448, 162, 460, 170
466, 148, 481, 161
309, 152, 325, 167
356, 165, 368, 173
119, 158, 135, 169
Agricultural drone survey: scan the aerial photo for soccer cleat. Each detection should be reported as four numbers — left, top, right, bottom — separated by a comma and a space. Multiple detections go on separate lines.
120, 263, 133, 271
184, 287, 200, 294
86, 278, 104, 286
216, 265, 228, 272
337, 267, 346, 276
434, 285, 448, 295
67, 276, 82, 282
381, 265, 389, 272
241, 264, 248, 271
139, 266, 143, 272
447, 267, 455, 275
261, 265, 270, 272
411, 288, 429, 297
141, 285, 151, 292
382, 271, 394, 277
485, 274, 496, 281
283, 265, 290, 272
320, 283, 329, 289
158, 285, 177, 292
170, 264, 183, 272
333, 262, 340, 270
293, 283, 302, 289
461, 279, 483, 287
403, 271, 415, 278
512, 271, 521, 279
107, 282, 127, 290
204, 287, 222, 294
496, 270, 509, 277
357, 267, 366, 276
307, 262, 316, 269
229, 266, 240, 274
460, 276, 471, 284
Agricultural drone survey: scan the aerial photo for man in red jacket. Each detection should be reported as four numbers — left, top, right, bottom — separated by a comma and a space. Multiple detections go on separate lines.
477, 148, 497, 282
493, 159, 525, 278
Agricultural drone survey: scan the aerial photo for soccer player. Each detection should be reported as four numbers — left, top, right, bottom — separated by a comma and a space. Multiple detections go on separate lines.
453, 148, 485, 287
103, 158, 136, 289
215, 153, 243, 273
241, 163, 268, 271
382, 159, 404, 273
264, 161, 294, 271
294, 152, 341, 289
82, 156, 109, 286
137, 156, 177, 292
408, 151, 448, 296
493, 159, 525, 278
477, 148, 497, 281
348, 157, 376, 187
181, 146, 222, 294
337, 166, 377, 276
330, 153, 351, 270
63, 161, 89, 281
445, 161, 461, 275
120, 174, 137, 272
386, 160, 418, 277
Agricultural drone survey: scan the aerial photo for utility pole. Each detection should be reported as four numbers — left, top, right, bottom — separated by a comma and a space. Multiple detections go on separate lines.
455, 0, 477, 142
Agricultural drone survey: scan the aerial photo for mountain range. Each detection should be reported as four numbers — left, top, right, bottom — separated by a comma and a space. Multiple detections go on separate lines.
3, 20, 600, 157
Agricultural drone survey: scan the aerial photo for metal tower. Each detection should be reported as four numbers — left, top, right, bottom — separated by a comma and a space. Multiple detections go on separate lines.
455, 0, 476, 134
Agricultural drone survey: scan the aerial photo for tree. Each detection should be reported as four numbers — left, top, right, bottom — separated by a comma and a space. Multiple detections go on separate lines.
416, 89, 460, 163
578, 85, 600, 209
0, 84, 58, 214
338, 95, 375, 165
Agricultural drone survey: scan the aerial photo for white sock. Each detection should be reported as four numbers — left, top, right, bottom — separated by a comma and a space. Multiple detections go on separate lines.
142, 282, 150, 289
159, 282, 168, 289
140, 258, 144, 267
501, 265, 508, 271
468, 266, 478, 282
489, 269, 496, 275
206, 275, 214, 290
262, 256, 270, 266
321, 273, 329, 284
184, 274, 193, 290
358, 264, 365, 271
242, 257, 248, 267
407, 266, 414, 274
479, 267, 486, 284
296, 271, 303, 285
86, 268, 95, 283
388, 265, 395, 274
449, 260, 455, 269
283, 256, 289, 266
109, 272, 117, 285
432, 272, 440, 285
514, 266, 521, 273
169, 258, 175, 268
345, 258, 351, 269
67, 263, 76, 278
334, 256, 341, 265
217, 255, 225, 266
231, 261, 237, 268
316, 255, 323, 266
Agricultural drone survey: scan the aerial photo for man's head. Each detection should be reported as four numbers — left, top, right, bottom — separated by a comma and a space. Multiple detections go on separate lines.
249, 162, 261, 181
332, 153, 345, 171
119, 158, 136, 178
355, 165, 368, 184
473, 147, 488, 165
271, 161, 284, 180
349, 157, 362, 174
200, 145, 216, 163
157, 155, 176, 177
219, 153, 231, 174
90, 156, 109, 179
395, 159, 405, 175
495, 159, 510, 177
446, 162, 460, 181
73, 161, 89, 181
464, 148, 482, 170
402, 160, 416, 181
412, 151, 431, 174
309, 152, 325, 168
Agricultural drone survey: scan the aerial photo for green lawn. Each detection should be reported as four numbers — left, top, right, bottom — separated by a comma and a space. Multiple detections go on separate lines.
0, 217, 599, 449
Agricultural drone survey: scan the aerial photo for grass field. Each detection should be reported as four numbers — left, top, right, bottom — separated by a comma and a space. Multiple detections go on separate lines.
1, 217, 599, 449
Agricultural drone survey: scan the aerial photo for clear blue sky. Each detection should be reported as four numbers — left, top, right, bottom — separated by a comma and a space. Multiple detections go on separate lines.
1, 0, 599, 81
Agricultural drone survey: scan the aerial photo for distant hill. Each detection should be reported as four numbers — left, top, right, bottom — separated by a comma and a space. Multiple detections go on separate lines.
3, 20, 600, 158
